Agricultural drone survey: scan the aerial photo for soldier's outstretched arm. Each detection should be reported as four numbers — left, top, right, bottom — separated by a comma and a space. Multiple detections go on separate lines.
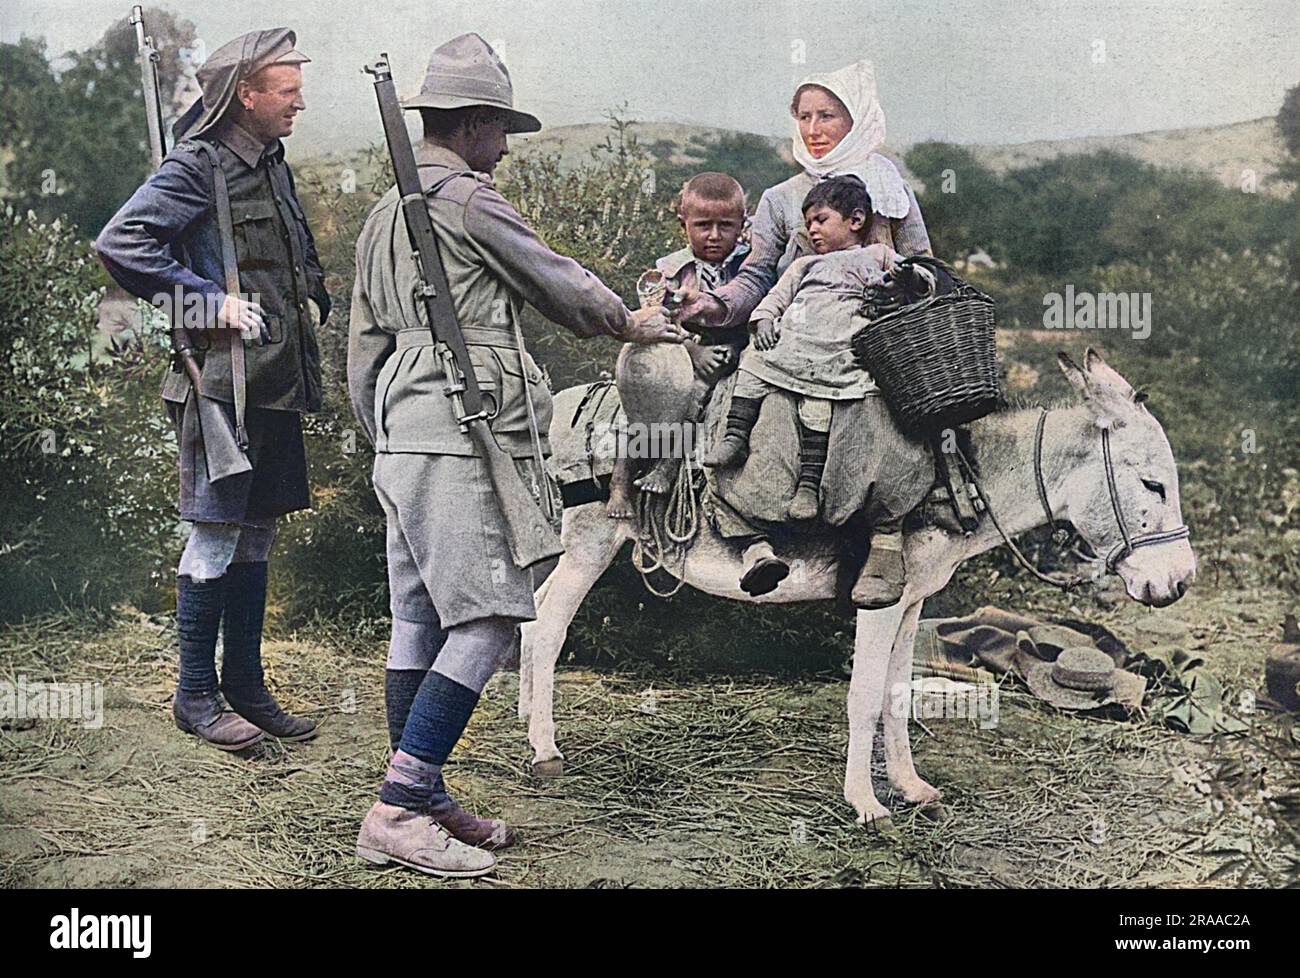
462, 186, 638, 340
94, 152, 226, 320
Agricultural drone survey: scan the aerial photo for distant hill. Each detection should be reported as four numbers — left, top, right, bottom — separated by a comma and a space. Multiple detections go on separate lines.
962, 117, 1289, 196
509, 116, 1291, 197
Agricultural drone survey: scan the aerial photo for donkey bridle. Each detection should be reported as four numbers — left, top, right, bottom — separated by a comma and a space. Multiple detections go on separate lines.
955, 408, 1190, 591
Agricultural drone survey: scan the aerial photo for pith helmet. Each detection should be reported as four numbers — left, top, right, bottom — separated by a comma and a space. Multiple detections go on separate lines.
402, 33, 541, 134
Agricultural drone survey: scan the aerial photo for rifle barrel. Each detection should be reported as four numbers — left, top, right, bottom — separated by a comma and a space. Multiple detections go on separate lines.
132, 6, 167, 170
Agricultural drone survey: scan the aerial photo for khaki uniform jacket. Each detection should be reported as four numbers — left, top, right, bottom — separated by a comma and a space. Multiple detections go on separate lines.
348, 144, 634, 458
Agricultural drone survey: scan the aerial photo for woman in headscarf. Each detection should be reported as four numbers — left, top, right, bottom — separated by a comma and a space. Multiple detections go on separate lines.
673, 58, 932, 329
672, 60, 933, 606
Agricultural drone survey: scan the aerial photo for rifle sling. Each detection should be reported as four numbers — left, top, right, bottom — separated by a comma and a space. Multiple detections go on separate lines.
407, 170, 483, 415
195, 141, 249, 449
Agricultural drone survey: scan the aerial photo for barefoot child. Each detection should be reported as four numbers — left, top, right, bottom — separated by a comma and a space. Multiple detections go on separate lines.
705, 174, 910, 607
607, 172, 750, 517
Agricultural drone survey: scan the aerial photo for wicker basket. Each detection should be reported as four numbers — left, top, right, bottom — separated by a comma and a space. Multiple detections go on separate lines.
850, 277, 1001, 435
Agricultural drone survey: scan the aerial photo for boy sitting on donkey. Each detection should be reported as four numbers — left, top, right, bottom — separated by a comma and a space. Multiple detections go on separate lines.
606, 172, 750, 517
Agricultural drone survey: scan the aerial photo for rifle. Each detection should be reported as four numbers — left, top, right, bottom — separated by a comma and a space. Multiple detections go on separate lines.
131, 5, 250, 480
364, 53, 563, 569
130, 6, 166, 169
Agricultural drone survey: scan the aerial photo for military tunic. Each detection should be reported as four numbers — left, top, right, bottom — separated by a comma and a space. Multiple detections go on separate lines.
96, 121, 328, 522
348, 144, 633, 628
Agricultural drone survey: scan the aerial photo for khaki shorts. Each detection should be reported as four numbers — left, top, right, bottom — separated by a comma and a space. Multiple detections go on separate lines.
372, 453, 540, 629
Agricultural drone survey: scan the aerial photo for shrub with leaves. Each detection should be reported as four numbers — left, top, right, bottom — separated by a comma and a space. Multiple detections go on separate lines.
0, 209, 177, 621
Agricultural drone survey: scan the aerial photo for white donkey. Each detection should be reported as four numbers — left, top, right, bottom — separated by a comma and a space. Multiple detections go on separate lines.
518, 349, 1196, 824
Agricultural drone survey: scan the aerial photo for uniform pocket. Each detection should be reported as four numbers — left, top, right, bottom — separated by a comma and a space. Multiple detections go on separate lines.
263, 313, 285, 344
466, 346, 502, 419
488, 347, 552, 435
231, 200, 281, 271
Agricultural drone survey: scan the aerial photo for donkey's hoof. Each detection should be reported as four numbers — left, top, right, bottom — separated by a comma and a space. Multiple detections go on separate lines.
858, 813, 899, 839
896, 779, 942, 807
916, 802, 948, 823
532, 757, 565, 778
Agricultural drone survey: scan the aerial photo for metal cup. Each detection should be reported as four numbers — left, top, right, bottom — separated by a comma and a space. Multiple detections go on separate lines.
636, 269, 667, 310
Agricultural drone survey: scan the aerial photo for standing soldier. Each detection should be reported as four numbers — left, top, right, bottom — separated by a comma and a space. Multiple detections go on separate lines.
349, 34, 681, 877
96, 29, 329, 751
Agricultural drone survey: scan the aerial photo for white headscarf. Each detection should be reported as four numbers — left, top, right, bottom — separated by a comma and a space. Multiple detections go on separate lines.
790, 60, 910, 219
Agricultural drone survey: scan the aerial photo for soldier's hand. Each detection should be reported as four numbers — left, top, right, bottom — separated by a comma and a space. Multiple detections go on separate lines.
753, 319, 781, 351
218, 293, 268, 347
623, 306, 689, 345
667, 288, 726, 327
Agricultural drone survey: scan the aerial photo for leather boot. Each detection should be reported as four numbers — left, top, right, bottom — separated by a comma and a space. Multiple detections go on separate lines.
851, 529, 907, 609
172, 690, 264, 751
382, 750, 516, 850
219, 562, 317, 742
739, 538, 789, 597
173, 575, 261, 750
355, 802, 497, 878
703, 397, 761, 468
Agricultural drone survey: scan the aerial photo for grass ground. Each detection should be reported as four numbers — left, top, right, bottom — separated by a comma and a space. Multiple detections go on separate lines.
1, 532, 1296, 889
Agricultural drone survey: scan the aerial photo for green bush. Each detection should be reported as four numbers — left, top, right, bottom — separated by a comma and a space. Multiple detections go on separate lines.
0, 209, 177, 621
905, 144, 1295, 277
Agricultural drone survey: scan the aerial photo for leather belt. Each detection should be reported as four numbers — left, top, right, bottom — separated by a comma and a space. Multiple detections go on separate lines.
395, 325, 516, 349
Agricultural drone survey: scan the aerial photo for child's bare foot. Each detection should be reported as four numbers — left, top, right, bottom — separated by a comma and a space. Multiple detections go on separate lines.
606, 458, 637, 519
606, 484, 636, 519
634, 458, 680, 495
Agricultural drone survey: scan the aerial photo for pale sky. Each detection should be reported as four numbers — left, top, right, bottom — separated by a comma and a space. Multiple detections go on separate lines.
5, 0, 1297, 157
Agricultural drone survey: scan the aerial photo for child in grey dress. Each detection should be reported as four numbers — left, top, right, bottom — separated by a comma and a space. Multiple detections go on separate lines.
705, 175, 912, 607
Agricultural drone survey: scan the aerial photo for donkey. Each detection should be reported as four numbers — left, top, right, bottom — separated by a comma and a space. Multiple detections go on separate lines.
518, 349, 1196, 824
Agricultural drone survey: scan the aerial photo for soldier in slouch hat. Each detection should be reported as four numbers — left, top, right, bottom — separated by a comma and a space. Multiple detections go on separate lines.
349, 33, 680, 877
96, 28, 329, 751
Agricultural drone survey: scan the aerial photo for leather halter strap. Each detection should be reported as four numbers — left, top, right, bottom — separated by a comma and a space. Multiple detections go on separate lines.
1034, 409, 1190, 574
955, 408, 1191, 592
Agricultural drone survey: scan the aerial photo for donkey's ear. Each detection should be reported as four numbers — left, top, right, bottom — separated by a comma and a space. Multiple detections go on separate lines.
1083, 346, 1135, 398
1057, 352, 1088, 397
1062, 350, 1129, 429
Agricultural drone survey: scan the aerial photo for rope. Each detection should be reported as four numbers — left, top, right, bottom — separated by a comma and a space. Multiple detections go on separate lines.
953, 442, 1089, 593
630, 451, 702, 598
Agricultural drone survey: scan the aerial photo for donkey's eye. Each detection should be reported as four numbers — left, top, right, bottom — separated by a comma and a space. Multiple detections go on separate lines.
1141, 478, 1166, 501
